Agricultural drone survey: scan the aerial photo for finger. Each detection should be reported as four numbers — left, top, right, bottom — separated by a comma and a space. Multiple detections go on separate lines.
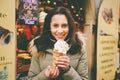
56, 58, 69, 66
52, 67, 58, 78
45, 66, 51, 77
50, 67, 59, 78
49, 67, 56, 78
49, 66, 56, 77
53, 67, 59, 78
57, 56, 69, 61
47, 65, 51, 69
56, 60, 69, 70
55, 67, 59, 77
57, 59, 69, 64
56, 61, 68, 67
59, 55, 69, 59
56, 67, 59, 76
48, 66, 52, 72
58, 56, 70, 62
57, 64, 66, 69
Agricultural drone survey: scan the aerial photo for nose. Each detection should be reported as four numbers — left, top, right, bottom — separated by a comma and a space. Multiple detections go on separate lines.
57, 27, 63, 33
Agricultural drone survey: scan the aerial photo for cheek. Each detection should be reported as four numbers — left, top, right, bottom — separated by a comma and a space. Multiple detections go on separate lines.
66, 28, 69, 35
50, 28, 56, 36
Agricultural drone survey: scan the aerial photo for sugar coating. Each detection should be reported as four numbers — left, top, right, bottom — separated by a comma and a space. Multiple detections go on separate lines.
54, 40, 69, 54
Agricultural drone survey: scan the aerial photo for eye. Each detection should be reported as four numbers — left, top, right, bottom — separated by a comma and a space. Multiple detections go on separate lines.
53, 24, 58, 28
62, 24, 68, 28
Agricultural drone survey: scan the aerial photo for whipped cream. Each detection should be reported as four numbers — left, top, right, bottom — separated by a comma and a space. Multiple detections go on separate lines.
54, 40, 69, 54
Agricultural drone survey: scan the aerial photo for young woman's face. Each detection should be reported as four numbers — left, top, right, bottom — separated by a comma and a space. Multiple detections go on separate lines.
50, 14, 69, 40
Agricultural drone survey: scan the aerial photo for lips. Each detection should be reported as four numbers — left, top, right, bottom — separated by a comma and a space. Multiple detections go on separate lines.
56, 36, 63, 40
55, 34, 65, 40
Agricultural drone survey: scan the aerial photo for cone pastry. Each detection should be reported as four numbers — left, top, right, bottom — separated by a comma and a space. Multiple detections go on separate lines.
52, 40, 69, 68
52, 49, 65, 67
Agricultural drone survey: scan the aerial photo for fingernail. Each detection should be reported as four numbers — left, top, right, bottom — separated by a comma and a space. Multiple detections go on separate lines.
56, 66, 58, 69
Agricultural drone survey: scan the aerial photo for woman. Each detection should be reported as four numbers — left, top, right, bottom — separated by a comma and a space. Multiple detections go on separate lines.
27, 7, 88, 80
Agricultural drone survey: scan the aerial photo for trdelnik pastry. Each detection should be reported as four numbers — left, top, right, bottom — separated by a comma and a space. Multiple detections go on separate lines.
0, 26, 13, 45
52, 40, 69, 67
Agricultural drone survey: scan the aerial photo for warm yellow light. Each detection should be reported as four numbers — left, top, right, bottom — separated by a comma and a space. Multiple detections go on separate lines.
47, 0, 50, 4
71, 6, 74, 9
76, 14, 79, 16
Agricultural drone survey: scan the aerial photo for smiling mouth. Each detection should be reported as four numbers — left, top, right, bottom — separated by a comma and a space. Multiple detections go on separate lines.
55, 33, 67, 40
56, 36, 63, 39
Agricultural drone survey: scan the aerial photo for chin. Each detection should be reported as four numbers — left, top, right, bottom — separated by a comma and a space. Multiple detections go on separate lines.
0, 26, 14, 45
56, 38, 64, 41
56, 37, 65, 40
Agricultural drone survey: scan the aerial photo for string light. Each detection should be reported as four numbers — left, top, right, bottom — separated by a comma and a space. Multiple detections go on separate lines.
76, 14, 79, 17
53, 2, 56, 5
47, 0, 50, 4
39, 0, 85, 25
71, 5, 74, 9
80, 8, 83, 11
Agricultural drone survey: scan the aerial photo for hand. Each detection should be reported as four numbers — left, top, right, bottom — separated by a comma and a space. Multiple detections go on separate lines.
45, 66, 59, 78
55, 55, 70, 70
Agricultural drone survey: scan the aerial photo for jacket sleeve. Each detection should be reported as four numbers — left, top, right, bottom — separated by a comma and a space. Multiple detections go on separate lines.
27, 56, 49, 80
63, 50, 88, 80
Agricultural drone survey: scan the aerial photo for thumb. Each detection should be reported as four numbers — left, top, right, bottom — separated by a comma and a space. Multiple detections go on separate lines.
45, 65, 51, 77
